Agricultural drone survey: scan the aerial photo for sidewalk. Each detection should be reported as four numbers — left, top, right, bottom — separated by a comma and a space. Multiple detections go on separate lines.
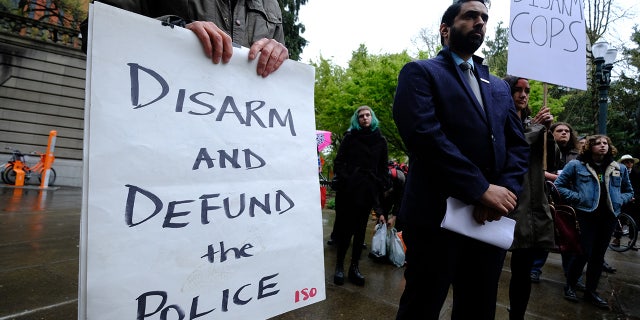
1, 186, 639, 319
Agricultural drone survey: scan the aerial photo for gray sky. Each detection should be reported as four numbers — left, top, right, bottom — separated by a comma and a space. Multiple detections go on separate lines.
299, 0, 638, 68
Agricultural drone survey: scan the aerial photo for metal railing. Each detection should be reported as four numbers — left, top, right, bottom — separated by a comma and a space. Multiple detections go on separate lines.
0, 11, 82, 49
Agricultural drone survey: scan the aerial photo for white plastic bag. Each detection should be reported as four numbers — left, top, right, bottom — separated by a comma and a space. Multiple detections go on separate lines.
369, 222, 387, 258
387, 228, 406, 267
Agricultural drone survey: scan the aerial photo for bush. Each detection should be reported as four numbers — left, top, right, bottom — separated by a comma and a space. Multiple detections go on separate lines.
326, 198, 335, 209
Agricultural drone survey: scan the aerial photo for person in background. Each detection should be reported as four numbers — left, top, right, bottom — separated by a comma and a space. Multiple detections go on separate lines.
377, 161, 407, 229
392, 0, 529, 318
555, 135, 633, 308
332, 106, 389, 286
82, 0, 288, 77
544, 122, 580, 181
530, 122, 581, 283
503, 76, 555, 320
619, 154, 640, 202
614, 154, 640, 249
576, 136, 586, 151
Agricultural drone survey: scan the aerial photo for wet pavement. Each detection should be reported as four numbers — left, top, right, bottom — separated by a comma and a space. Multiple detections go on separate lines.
1, 186, 639, 320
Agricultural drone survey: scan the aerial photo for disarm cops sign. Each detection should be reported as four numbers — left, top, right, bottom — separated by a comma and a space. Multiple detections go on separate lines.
507, 0, 587, 90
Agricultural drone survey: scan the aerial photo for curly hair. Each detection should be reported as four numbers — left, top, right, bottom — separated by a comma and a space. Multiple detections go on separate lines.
580, 135, 618, 160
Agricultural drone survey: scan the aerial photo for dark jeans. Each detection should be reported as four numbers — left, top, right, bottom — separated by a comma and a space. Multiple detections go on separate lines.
509, 248, 546, 320
333, 201, 372, 266
530, 251, 548, 275
531, 250, 576, 278
566, 210, 616, 292
396, 228, 506, 320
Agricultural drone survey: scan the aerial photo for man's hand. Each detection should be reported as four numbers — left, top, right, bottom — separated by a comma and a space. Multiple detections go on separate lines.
249, 38, 288, 78
472, 204, 504, 225
186, 21, 233, 64
476, 184, 517, 224
185, 22, 288, 78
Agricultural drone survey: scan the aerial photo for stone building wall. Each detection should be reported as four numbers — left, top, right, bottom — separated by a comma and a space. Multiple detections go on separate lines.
1, 14, 86, 187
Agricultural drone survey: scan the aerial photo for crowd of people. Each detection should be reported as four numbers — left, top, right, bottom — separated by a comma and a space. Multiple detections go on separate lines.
86, 0, 639, 319
330, 0, 637, 319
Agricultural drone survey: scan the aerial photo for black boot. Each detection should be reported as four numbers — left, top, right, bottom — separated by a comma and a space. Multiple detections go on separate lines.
334, 264, 345, 285
348, 263, 365, 286
602, 261, 616, 273
584, 291, 609, 309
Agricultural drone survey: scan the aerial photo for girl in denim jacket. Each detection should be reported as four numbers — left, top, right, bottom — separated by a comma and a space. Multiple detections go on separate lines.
555, 135, 634, 309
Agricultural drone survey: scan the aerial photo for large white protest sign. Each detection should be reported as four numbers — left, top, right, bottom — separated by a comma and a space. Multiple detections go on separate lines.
79, 3, 325, 319
507, 0, 586, 90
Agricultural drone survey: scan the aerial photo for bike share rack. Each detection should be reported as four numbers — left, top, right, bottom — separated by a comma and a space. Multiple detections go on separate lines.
10, 130, 57, 189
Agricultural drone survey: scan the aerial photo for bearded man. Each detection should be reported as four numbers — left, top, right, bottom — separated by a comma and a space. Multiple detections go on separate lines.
392, 0, 529, 318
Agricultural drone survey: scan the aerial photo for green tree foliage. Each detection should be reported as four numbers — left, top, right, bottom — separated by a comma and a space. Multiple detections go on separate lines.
558, 24, 640, 155
606, 26, 640, 156
278, 0, 307, 61
481, 21, 508, 78
313, 44, 413, 160
0, 0, 18, 13
628, 26, 640, 70
527, 80, 571, 119
582, 0, 634, 135
559, 18, 640, 155
556, 90, 593, 136
314, 57, 349, 136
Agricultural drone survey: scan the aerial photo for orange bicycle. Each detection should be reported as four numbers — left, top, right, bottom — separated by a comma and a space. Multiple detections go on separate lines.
1, 147, 56, 186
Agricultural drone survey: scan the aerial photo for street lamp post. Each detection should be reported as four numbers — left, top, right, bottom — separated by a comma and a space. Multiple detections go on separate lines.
592, 41, 617, 135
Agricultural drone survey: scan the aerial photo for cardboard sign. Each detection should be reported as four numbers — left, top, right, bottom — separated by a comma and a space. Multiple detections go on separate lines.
79, 3, 325, 319
507, 0, 587, 90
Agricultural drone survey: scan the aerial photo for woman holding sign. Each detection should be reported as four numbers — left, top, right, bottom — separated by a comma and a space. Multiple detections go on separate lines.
332, 106, 389, 286
503, 76, 555, 320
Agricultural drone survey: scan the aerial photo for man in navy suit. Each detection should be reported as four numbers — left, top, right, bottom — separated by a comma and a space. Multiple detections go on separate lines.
393, 0, 529, 319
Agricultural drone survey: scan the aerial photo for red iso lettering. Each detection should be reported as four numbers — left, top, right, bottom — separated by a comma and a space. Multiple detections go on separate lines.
294, 288, 317, 303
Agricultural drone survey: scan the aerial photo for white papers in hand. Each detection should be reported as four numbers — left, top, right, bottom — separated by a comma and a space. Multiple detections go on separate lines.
440, 197, 515, 250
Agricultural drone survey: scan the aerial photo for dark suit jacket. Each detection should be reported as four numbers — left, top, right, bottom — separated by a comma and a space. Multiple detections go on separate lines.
393, 47, 529, 229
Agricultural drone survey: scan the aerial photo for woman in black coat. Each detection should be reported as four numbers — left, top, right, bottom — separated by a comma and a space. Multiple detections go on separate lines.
332, 106, 389, 286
